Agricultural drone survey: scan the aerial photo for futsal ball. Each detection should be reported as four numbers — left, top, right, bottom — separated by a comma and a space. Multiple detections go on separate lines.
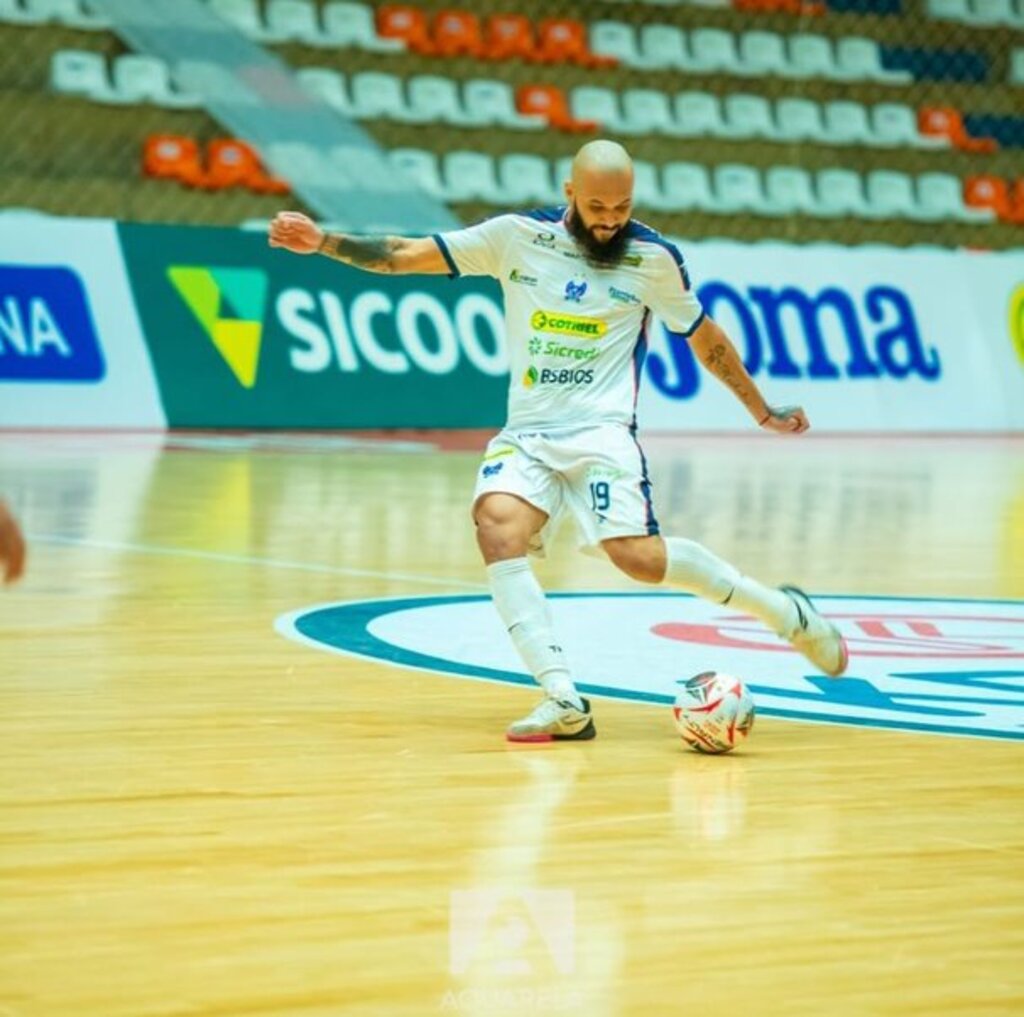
673, 672, 755, 754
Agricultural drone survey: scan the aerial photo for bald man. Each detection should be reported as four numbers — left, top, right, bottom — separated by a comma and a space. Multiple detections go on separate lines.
269, 140, 847, 742
0, 501, 26, 584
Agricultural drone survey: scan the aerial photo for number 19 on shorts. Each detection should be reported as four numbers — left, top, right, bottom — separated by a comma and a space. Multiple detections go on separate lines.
589, 481, 610, 515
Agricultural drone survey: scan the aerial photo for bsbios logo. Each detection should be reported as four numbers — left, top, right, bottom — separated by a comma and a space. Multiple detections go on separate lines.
523, 366, 595, 387
530, 310, 607, 339
1010, 283, 1024, 366
168, 266, 268, 388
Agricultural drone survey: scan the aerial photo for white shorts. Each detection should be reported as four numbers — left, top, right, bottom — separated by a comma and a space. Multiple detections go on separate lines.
472, 423, 659, 556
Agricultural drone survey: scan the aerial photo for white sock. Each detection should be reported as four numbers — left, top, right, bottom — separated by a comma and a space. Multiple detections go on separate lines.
487, 557, 582, 707
663, 537, 798, 637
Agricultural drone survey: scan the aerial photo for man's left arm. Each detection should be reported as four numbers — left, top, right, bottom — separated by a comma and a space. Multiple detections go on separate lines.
689, 316, 808, 434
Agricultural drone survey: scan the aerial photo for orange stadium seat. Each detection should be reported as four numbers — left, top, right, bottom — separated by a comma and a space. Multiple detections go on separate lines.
733, 0, 825, 14
918, 107, 998, 153
377, 4, 434, 55
516, 83, 598, 132
205, 138, 290, 194
142, 133, 204, 187
432, 9, 484, 58
535, 18, 617, 68
963, 175, 1012, 220
482, 14, 538, 61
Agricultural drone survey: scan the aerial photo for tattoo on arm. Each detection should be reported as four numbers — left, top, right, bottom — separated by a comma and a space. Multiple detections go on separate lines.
702, 343, 749, 400
318, 233, 405, 273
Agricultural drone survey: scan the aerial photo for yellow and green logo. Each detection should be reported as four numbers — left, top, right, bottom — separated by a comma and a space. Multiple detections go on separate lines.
530, 309, 607, 339
1010, 283, 1024, 367
523, 365, 539, 387
168, 266, 268, 388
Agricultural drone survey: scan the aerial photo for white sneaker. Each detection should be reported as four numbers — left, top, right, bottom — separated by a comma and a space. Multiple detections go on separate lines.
506, 696, 596, 743
780, 585, 849, 678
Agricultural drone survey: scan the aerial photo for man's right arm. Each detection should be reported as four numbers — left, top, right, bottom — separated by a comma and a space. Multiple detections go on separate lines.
268, 211, 449, 275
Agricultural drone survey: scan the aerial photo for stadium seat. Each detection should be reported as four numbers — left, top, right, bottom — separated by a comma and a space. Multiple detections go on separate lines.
916, 172, 994, 221
206, 138, 289, 193
865, 170, 919, 218
816, 168, 871, 217
925, 0, 969, 19
663, 162, 717, 212
963, 175, 1013, 219
111, 55, 202, 109
517, 84, 597, 132
463, 79, 545, 129
871, 102, 946, 148
377, 4, 434, 54
47, 0, 109, 29
482, 14, 538, 61
786, 34, 839, 78
822, 101, 874, 144
210, 0, 284, 42
776, 97, 828, 142
632, 161, 673, 211
443, 151, 503, 202
265, 0, 324, 44
835, 37, 913, 83
498, 153, 561, 204
713, 164, 768, 214
919, 106, 997, 152
321, 2, 405, 51
387, 148, 446, 199
0, 0, 55, 23
764, 166, 819, 215
535, 18, 617, 67
349, 71, 418, 121
688, 29, 743, 74
621, 89, 682, 136
432, 9, 484, 58
590, 21, 644, 68
142, 133, 204, 187
675, 91, 727, 137
738, 31, 789, 76
638, 24, 689, 70
49, 49, 118, 102
722, 94, 777, 139
970, 0, 1016, 23
1011, 48, 1024, 83
294, 67, 352, 113
571, 87, 629, 133
407, 75, 472, 125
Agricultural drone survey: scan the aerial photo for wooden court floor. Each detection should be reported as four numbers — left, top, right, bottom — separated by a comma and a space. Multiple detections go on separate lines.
0, 431, 1022, 1017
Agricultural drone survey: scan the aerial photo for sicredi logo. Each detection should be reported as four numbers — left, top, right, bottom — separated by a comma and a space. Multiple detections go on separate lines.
0, 265, 105, 382
168, 266, 268, 388
277, 593, 1024, 742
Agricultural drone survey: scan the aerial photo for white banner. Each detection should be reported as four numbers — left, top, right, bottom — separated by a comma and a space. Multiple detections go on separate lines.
0, 218, 166, 429
639, 242, 1024, 432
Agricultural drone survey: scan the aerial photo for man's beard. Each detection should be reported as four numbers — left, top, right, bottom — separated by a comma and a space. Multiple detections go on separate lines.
566, 202, 630, 269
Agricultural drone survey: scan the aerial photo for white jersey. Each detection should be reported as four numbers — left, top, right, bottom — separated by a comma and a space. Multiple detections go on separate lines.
434, 207, 704, 430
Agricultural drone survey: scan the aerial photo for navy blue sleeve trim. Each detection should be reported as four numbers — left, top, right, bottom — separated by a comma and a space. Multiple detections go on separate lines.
432, 234, 460, 278
679, 309, 706, 338
520, 206, 565, 223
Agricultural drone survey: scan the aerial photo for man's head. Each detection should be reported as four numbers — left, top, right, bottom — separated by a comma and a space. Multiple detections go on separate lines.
564, 140, 634, 268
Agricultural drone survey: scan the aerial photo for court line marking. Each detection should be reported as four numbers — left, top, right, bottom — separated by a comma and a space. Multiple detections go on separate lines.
28, 533, 488, 592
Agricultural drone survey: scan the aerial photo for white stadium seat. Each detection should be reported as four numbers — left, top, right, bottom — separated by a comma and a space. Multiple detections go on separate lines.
816, 168, 871, 217
713, 164, 767, 215
786, 34, 838, 79
498, 153, 561, 205
775, 98, 828, 142
674, 91, 726, 138
463, 79, 545, 130
322, 2, 405, 51
926, 0, 969, 19
265, 0, 324, 44
407, 75, 473, 126
621, 89, 681, 136
688, 29, 742, 74
764, 166, 818, 215
969, 0, 1015, 23
835, 37, 913, 84
571, 86, 630, 133
349, 71, 417, 121
110, 55, 202, 108
49, 49, 119, 102
915, 172, 995, 222
590, 21, 645, 68
387, 148, 446, 200
638, 24, 689, 70
865, 170, 919, 219
823, 101, 875, 145
663, 162, 716, 212
722, 94, 777, 139
295, 67, 352, 114
443, 151, 503, 203
210, 0, 283, 41
871, 103, 947, 149
1011, 48, 1024, 83
738, 31, 789, 77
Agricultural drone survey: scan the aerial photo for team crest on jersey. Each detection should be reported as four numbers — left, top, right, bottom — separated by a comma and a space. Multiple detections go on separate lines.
532, 232, 556, 249
564, 279, 588, 303
277, 593, 1024, 743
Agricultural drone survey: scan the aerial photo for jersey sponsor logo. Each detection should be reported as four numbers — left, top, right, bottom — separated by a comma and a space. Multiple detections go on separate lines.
648, 281, 941, 400
0, 265, 105, 382
523, 366, 595, 387
530, 310, 607, 339
609, 285, 641, 306
508, 268, 538, 287
563, 279, 588, 303
1010, 283, 1024, 366
481, 461, 505, 478
532, 232, 557, 249
277, 594, 1024, 742
528, 337, 598, 363
168, 266, 268, 388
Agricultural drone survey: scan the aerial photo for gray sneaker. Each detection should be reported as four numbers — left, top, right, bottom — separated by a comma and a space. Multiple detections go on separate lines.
506, 696, 596, 743
780, 585, 849, 678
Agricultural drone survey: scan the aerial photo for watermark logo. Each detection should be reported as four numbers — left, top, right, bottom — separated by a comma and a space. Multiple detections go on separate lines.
168, 266, 268, 388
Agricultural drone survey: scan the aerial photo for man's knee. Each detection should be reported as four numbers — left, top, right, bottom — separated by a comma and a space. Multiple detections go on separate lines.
603, 535, 666, 584
474, 494, 543, 563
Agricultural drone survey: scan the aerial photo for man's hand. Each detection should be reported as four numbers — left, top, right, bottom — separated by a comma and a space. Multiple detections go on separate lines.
759, 405, 809, 434
0, 501, 26, 584
268, 211, 323, 255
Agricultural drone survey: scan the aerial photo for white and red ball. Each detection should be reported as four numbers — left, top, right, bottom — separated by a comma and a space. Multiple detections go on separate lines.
673, 672, 755, 754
